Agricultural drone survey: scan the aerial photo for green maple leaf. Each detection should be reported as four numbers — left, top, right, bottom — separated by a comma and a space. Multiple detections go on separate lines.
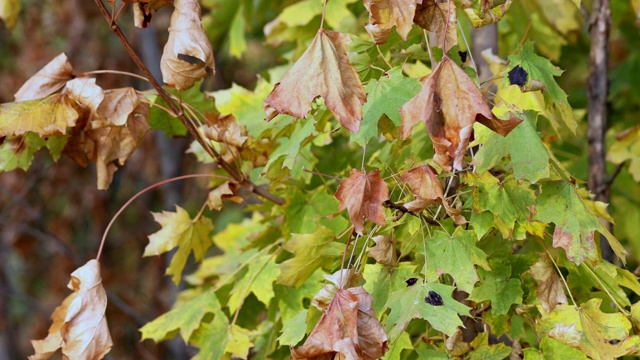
227, 252, 281, 312
466, 172, 538, 239
418, 228, 490, 293
384, 282, 469, 339
225, 325, 253, 359
535, 181, 627, 264
467, 332, 512, 360
363, 262, 416, 316
264, 119, 315, 171
277, 226, 344, 287
0, 133, 67, 171
277, 270, 324, 346
144, 205, 214, 284
191, 314, 230, 360
384, 332, 414, 359
507, 41, 576, 134
538, 298, 640, 359
473, 111, 550, 183
351, 67, 421, 146
140, 289, 224, 343
468, 262, 523, 316
283, 186, 345, 235
523, 336, 589, 359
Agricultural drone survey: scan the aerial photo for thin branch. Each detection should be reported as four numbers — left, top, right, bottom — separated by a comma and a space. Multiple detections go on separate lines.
383, 200, 440, 226
93, 0, 284, 205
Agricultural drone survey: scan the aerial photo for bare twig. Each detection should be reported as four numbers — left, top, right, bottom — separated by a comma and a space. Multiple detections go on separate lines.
93, 0, 284, 205
383, 200, 440, 226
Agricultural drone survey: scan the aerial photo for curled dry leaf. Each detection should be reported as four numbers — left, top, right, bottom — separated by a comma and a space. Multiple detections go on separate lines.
335, 169, 389, 235
364, 0, 418, 44
529, 254, 568, 314
30, 260, 113, 360
207, 181, 242, 211
14, 53, 74, 101
414, 0, 458, 52
400, 56, 521, 171
95, 87, 141, 126
292, 287, 388, 360
161, 0, 215, 90
369, 235, 397, 266
203, 113, 248, 148
312, 269, 363, 311
63, 78, 105, 114
400, 164, 465, 224
263, 29, 366, 133
126, 0, 173, 28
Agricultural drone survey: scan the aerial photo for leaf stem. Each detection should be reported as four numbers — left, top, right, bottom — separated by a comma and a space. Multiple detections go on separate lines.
582, 263, 629, 316
376, 45, 393, 69
96, 173, 230, 261
80, 69, 151, 83
320, 0, 327, 29
93, 0, 284, 205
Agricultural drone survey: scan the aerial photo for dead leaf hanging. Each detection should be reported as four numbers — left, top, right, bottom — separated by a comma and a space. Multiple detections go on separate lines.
160, 0, 215, 90
335, 169, 389, 235
30, 260, 113, 360
400, 164, 465, 224
413, 0, 458, 52
263, 28, 366, 133
292, 287, 388, 360
128, 0, 173, 28
364, 0, 418, 44
400, 56, 521, 171
14, 53, 74, 102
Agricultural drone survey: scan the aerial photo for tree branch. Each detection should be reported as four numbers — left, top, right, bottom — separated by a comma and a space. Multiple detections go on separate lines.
383, 200, 440, 226
93, 0, 284, 205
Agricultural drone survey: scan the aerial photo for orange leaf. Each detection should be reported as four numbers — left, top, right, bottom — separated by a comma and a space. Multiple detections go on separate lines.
292, 287, 388, 360
401, 56, 518, 171
414, 0, 458, 52
160, 0, 215, 90
14, 53, 74, 101
29, 260, 113, 360
335, 169, 389, 235
364, 0, 418, 44
263, 29, 366, 133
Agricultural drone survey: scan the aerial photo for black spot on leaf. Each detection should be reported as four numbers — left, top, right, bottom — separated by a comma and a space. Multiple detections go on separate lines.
508, 65, 528, 86
425, 290, 444, 306
458, 50, 468, 63
405, 278, 418, 286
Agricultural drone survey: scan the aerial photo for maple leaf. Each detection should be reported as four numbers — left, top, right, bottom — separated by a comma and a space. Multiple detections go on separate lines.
538, 298, 640, 359
30, 260, 113, 360
414, 0, 458, 52
400, 164, 465, 224
468, 261, 523, 315
0, 94, 80, 137
460, 0, 513, 27
94, 87, 141, 126
401, 56, 520, 171
14, 53, 74, 101
144, 205, 214, 284
529, 255, 568, 314
207, 181, 242, 211
203, 113, 248, 148
161, 0, 215, 90
335, 169, 389, 235
368, 235, 397, 266
384, 282, 469, 340
363, 0, 418, 44
63, 77, 105, 114
312, 269, 362, 311
263, 28, 366, 133
292, 287, 388, 360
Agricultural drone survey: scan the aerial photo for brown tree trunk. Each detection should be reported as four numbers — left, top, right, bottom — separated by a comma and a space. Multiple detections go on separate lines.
587, 0, 613, 262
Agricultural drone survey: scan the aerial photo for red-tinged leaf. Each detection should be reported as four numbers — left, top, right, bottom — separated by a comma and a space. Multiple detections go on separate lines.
364, 0, 419, 44
160, 0, 215, 90
400, 164, 465, 224
529, 255, 568, 314
14, 53, 74, 101
414, 0, 458, 52
401, 56, 519, 171
263, 28, 366, 133
292, 287, 388, 360
29, 260, 113, 360
335, 169, 389, 235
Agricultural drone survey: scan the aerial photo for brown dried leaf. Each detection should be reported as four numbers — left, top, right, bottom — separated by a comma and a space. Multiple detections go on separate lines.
369, 235, 397, 266
414, 0, 458, 52
95, 87, 141, 126
63, 78, 105, 114
15, 53, 74, 101
401, 56, 495, 171
161, 0, 215, 90
263, 29, 366, 133
128, 0, 173, 28
292, 287, 388, 360
364, 0, 418, 44
29, 260, 113, 360
203, 113, 247, 148
529, 254, 568, 314
312, 269, 362, 311
207, 181, 242, 211
335, 169, 389, 235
